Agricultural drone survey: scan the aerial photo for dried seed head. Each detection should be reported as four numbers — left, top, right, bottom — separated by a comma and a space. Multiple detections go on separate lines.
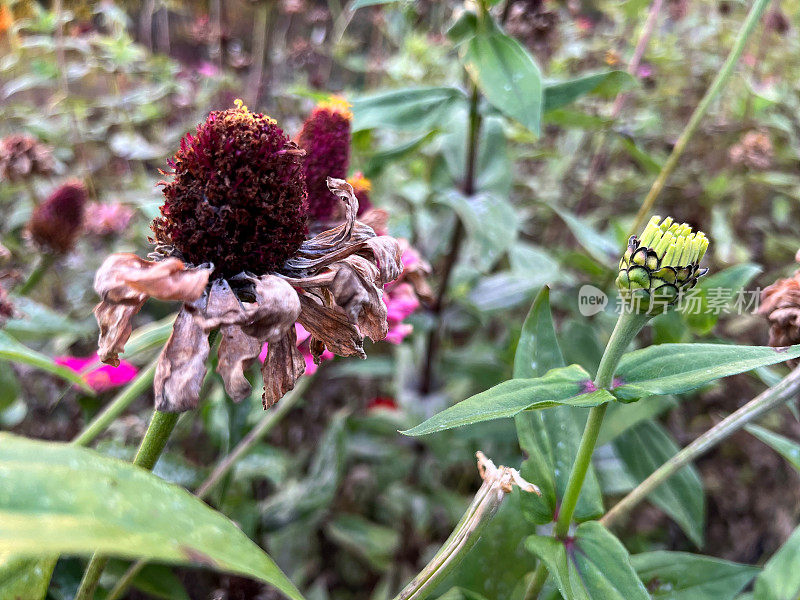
759, 269, 800, 362
616, 216, 709, 313
297, 97, 352, 220
28, 180, 87, 254
347, 172, 372, 216
0, 134, 55, 183
152, 100, 308, 278
0, 284, 14, 325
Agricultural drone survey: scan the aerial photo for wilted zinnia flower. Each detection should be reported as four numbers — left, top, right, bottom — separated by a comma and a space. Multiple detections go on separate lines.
297, 96, 352, 222
28, 180, 87, 254
616, 216, 709, 314
55, 354, 138, 392
729, 130, 773, 170
94, 100, 402, 412
0, 134, 55, 183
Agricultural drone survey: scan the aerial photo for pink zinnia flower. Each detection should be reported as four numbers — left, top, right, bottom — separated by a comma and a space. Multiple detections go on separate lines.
55, 353, 138, 392
84, 202, 135, 236
383, 282, 420, 344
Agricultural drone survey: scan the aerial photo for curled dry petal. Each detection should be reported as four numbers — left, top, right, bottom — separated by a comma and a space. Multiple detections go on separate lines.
328, 256, 388, 342
93, 253, 211, 365
210, 276, 301, 401
296, 293, 366, 360
261, 325, 305, 408
154, 299, 210, 412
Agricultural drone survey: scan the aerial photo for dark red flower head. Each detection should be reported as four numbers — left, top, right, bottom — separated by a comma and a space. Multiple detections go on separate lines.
28, 180, 87, 253
347, 172, 372, 216
296, 97, 351, 221
152, 100, 308, 278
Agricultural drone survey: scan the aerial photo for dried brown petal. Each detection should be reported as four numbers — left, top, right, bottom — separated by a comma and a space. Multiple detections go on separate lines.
94, 297, 146, 367
210, 276, 301, 401
94, 253, 211, 303
296, 292, 365, 359
154, 299, 210, 412
327, 256, 388, 342
261, 325, 305, 408
759, 272, 800, 357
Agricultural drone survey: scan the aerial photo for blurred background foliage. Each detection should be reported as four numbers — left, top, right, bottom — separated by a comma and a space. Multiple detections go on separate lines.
1, 0, 800, 598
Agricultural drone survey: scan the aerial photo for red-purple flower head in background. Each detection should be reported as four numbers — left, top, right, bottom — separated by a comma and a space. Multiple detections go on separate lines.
296, 96, 352, 221
28, 180, 87, 254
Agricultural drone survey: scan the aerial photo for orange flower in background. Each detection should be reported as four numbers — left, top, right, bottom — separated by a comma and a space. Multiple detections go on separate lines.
0, 4, 12, 35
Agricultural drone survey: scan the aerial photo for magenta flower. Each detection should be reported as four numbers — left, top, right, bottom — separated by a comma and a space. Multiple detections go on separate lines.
55, 354, 138, 392
84, 202, 135, 236
384, 282, 419, 344
259, 323, 334, 377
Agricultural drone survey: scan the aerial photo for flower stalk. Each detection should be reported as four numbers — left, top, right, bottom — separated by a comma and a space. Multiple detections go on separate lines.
393, 452, 539, 600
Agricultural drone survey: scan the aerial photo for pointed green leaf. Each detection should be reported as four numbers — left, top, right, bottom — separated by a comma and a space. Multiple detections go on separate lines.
514, 288, 603, 524
613, 421, 705, 546
462, 25, 542, 135
0, 330, 94, 394
745, 424, 800, 472
543, 71, 636, 113
613, 344, 800, 402
753, 525, 800, 600
351, 87, 466, 132
0, 434, 304, 600
632, 551, 758, 600
682, 264, 763, 335
526, 521, 649, 600
402, 365, 613, 436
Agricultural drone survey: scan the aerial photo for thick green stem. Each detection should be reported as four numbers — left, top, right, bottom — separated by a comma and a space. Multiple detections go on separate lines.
554, 312, 648, 537
72, 361, 157, 447
629, 0, 772, 235
601, 363, 800, 529
74, 410, 179, 599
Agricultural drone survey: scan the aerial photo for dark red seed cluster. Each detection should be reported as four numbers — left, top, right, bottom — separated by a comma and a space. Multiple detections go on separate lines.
296, 97, 351, 221
28, 180, 87, 253
152, 100, 308, 278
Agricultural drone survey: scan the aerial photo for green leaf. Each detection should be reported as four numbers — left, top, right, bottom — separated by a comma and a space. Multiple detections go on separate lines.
0, 362, 20, 411
364, 131, 438, 177
613, 421, 705, 546
0, 434, 304, 600
745, 424, 800, 472
436, 190, 518, 271
598, 395, 676, 446
613, 344, 800, 402
0, 330, 94, 393
513, 287, 565, 379
351, 87, 466, 132
553, 207, 618, 267
350, 0, 400, 8
462, 25, 542, 135
325, 514, 400, 572
632, 551, 758, 600
402, 365, 613, 436
0, 554, 55, 600
447, 11, 478, 46
543, 71, 636, 112
4, 296, 92, 341
514, 288, 603, 524
753, 525, 800, 600
526, 521, 649, 600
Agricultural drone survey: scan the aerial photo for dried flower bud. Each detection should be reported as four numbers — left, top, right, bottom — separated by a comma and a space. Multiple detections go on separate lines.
347, 172, 372, 216
28, 180, 87, 254
0, 134, 55, 183
759, 268, 800, 359
297, 97, 352, 221
729, 130, 773, 170
616, 216, 709, 313
152, 99, 308, 278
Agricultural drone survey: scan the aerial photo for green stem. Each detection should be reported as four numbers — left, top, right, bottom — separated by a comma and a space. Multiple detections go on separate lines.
17, 254, 55, 295
629, 0, 772, 235
522, 565, 549, 600
72, 361, 157, 447
601, 362, 800, 529
74, 410, 180, 599
554, 311, 648, 538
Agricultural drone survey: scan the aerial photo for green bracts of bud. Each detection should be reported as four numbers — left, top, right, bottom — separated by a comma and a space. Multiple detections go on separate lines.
616, 216, 709, 314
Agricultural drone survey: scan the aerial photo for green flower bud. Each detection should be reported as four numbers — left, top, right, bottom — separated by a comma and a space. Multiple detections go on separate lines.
616, 216, 709, 314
